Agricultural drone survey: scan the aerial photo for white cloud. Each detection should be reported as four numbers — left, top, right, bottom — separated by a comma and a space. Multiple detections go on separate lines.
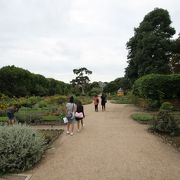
0, 0, 179, 83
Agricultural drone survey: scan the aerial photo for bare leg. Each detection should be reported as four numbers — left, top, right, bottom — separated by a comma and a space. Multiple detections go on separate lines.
8, 119, 11, 125
67, 122, 70, 134
81, 119, 84, 127
77, 121, 80, 131
70, 123, 74, 135
12, 119, 15, 125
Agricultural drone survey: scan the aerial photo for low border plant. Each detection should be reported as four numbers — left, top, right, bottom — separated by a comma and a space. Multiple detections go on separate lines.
0, 125, 45, 174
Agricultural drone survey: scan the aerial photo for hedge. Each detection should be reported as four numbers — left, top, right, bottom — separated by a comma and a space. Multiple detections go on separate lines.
132, 74, 180, 100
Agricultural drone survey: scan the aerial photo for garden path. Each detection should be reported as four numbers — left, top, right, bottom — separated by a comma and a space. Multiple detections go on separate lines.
29, 102, 180, 180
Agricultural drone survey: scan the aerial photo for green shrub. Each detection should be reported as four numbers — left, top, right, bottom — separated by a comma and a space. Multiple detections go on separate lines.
0, 125, 45, 174
42, 115, 58, 121
0, 110, 6, 117
133, 74, 180, 100
149, 111, 179, 136
38, 101, 47, 108
174, 114, 180, 121
148, 99, 161, 110
160, 102, 173, 111
89, 87, 102, 96
44, 95, 67, 105
111, 96, 132, 104
0, 117, 7, 122
15, 112, 42, 124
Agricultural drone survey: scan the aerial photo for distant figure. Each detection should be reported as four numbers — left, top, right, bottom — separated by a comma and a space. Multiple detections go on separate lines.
75, 100, 85, 132
7, 105, 18, 125
101, 93, 107, 111
66, 96, 76, 136
93, 95, 99, 112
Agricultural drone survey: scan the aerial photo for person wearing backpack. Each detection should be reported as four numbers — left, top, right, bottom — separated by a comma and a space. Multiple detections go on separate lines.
66, 96, 76, 136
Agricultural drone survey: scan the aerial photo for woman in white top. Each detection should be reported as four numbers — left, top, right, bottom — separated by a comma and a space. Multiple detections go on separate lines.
66, 96, 76, 135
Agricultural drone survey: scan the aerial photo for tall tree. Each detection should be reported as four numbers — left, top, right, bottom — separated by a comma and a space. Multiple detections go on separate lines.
125, 8, 175, 85
103, 77, 130, 94
170, 34, 180, 73
71, 67, 92, 95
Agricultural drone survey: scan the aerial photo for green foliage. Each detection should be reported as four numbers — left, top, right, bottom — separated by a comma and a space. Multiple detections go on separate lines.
0, 125, 45, 173
38, 101, 48, 108
160, 102, 173, 111
75, 96, 92, 105
170, 37, 180, 73
44, 95, 67, 105
42, 115, 59, 121
125, 8, 175, 84
110, 95, 132, 104
131, 113, 153, 122
133, 74, 180, 100
15, 112, 42, 124
103, 77, 130, 94
0, 117, 7, 122
71, 67, 92, 95
89, 87, 102, 96
0, 65, 69, 97
149, 111, 179, 136
174, 114, 180, 121
147, 99, 161, 110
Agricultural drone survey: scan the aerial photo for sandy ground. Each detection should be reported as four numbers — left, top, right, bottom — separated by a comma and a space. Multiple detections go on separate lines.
27, 102, 180, 180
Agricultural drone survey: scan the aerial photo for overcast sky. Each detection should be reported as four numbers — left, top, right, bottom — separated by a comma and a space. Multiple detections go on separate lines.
0, 0, 179, 83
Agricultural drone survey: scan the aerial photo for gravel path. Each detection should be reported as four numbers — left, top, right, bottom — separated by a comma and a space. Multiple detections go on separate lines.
29, 102, 180, 180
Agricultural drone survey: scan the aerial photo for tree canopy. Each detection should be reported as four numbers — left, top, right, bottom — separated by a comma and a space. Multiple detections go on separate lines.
103, 77, 130, 94
125, 8, 176, 85
71, 67, 92, 95
0, 65, 70, 97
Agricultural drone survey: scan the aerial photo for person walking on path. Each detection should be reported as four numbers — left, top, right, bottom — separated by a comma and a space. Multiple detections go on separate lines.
101, 93, 107, 111
66, 96, 76, 136
75, 100, 85, 132
93, 95, 99, 112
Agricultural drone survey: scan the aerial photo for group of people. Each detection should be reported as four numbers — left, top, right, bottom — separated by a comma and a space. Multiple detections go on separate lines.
65, 93, 107, 136
65, 96, 85, 136
93, 93, 107, 112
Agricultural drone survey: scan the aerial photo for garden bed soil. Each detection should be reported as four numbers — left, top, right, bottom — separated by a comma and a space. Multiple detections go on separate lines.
38, 129, 64, 146
149, 131, 180, 151
31, 120, 65, 126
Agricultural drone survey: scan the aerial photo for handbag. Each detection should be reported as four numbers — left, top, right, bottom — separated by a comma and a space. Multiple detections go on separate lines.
66, 103, 75, 120
63, 117, 68, 123
66, 112, 73, 120
75, 112, 83, 118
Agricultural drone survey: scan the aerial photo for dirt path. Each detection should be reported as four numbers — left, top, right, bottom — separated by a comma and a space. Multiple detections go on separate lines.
29, 102, 180, 180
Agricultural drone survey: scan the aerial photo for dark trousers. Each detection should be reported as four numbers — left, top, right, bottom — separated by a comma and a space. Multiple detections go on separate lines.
95, 105, 98, 112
